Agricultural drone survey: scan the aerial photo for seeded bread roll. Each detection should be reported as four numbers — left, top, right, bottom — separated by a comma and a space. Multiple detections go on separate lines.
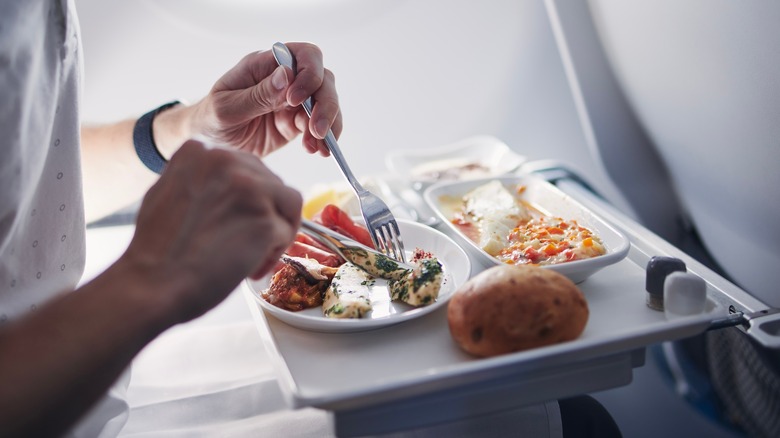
447, 264, 589, 357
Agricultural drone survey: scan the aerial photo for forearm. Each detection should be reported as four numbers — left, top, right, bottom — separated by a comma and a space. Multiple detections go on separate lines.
80, 102, 198, 223
0, 258, 184, 437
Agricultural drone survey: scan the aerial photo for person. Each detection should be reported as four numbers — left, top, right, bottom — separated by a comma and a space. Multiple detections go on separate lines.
1, 2, 618, 438
0, 1, 341, 436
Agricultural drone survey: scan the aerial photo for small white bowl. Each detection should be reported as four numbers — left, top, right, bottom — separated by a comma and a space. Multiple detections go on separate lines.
385, 136, 526, 190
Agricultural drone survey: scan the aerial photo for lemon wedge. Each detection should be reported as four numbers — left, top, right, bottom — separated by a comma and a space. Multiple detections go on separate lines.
302, 186, 354, 219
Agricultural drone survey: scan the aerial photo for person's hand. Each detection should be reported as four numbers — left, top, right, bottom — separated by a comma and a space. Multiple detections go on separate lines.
192, 42, 341, 157
119, 140, 302, 322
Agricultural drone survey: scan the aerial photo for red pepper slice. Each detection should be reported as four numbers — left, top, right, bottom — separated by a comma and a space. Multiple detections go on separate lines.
313, 204, 376, 248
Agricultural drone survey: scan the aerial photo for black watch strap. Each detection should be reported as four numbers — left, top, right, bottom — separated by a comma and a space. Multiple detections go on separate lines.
133, 100, 180, 174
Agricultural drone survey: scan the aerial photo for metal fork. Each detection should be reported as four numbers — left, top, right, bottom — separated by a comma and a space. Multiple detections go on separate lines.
271, 42, 407, 263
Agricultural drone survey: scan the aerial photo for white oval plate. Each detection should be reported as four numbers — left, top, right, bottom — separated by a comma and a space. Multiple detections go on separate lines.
423, 175, 630, 283
246, 219, 471, 333
385, 135, 526, 190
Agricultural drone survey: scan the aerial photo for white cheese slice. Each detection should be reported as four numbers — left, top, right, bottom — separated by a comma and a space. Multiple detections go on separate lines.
462, 181, 529, 255
463, 180, 528, 225
478, 219, 514, 256
389, 258, 443, 307
322, 262, 373, 319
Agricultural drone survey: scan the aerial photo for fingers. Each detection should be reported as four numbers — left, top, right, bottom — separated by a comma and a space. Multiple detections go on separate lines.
239, 169, 302, 279
231, 65, 291, 122
307, 69, 340, 136
202, 42, 342, 159
132, 140, 304, 317
285, 42, 341, 142
283, 43, 325, 107
292, 109, 325, 155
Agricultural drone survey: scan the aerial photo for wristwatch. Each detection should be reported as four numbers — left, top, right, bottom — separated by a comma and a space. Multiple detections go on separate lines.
133, 100, 180, 174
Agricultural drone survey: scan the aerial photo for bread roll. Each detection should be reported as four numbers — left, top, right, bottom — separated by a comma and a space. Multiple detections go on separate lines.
447, 264, 588, 357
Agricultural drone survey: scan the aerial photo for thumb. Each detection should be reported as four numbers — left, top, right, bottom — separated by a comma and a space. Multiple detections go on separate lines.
244, 65, 290, 117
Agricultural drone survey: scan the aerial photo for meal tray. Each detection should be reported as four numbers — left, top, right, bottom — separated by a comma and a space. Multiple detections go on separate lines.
241, 175, 753, 425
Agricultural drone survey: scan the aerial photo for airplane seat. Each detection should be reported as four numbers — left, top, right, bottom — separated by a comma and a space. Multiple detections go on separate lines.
547, 2, 780, 436
547, 0, 780, 308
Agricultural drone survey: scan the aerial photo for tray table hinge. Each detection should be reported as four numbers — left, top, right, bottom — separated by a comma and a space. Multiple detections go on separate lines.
709, 307, 780, 349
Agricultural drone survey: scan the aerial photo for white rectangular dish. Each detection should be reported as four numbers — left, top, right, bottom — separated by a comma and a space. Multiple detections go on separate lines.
423, 174, 630, 283
384, 136, 526, 190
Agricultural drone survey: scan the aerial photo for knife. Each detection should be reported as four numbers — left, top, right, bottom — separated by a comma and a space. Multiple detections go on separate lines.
300, 219, 413, 280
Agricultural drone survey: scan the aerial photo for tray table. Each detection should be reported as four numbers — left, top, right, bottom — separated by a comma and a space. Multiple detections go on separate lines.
242, 168, 773, 437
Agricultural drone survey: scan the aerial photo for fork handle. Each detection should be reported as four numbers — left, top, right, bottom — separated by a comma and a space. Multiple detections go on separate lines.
272, 42, 365, 194
322, 130, 366, 194
300, 85, 365, 194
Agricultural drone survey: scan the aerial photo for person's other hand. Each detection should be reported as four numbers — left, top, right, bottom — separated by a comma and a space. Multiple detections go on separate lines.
120, 140, 302, 322
192, 42, 340, 157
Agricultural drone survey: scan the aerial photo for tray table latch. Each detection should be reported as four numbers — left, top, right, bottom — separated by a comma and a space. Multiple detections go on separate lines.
710, 308, 780, 349
743, 308, 780, 349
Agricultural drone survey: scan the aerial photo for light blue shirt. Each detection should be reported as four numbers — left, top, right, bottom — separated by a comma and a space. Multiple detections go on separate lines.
0, 1, 128, 436
0, 0, 86, 322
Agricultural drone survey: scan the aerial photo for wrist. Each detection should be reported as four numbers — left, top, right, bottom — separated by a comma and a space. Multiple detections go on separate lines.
151, 101, 194, 159
104, 254, 197, 330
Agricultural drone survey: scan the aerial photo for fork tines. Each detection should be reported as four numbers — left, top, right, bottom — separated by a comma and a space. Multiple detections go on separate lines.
372, 221, 407, 264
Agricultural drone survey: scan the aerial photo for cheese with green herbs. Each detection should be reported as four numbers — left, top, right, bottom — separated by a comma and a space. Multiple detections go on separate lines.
322, 262, 374, 319
388, 258, 443, 307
